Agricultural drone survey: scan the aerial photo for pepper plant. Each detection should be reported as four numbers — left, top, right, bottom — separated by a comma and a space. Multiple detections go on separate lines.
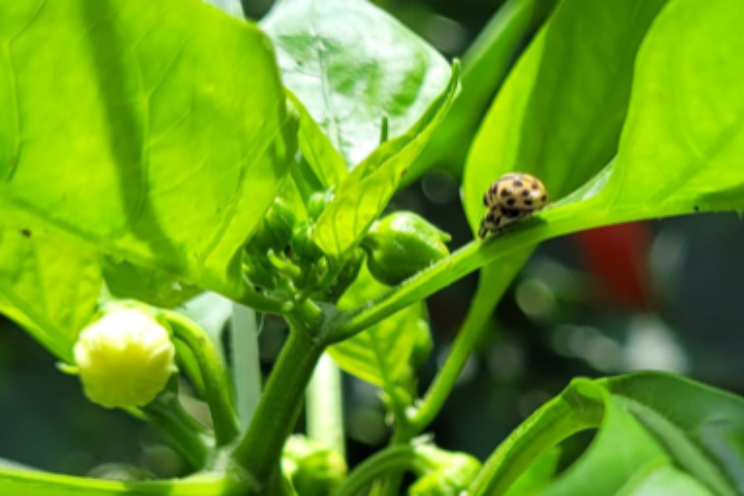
1, 0, 744, 494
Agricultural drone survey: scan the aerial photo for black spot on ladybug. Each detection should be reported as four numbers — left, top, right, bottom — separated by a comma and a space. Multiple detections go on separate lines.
504, 208, 521, 218
693, 205, 700, 213
486, 212, 495, 222
506, 198, 516, 207
483, 195, 489, 207
532, 182, 539, 189
522, 190, 530, 197
20, 229, 31, 238
541, 195, 547, 202
501, 188, 511, 197
524, 199, 533, 207
513, 180, 523, 188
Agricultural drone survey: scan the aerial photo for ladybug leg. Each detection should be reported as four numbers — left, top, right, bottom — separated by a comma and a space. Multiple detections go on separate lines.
478, 220, 488, 239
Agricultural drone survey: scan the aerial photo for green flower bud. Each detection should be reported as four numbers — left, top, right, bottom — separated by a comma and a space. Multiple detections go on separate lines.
307, 190, 333, 221
73, 307, 177, 409
291, 221, 324, 262
410, 446, 481, 496
243, 255, 278, 290
247, 198, 297, 255
282, 435, 347, 496
361, 212, 451, 286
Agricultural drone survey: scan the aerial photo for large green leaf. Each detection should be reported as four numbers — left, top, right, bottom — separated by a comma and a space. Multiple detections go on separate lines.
328, 266, 419, 390
0, 468, 236, 496
454, 0, 670, 370
333, 0, 744, 344
103, 258, 202, 309
260, 0, 451, 169
470, 372, 741, 496
0, 0, 297, 313
312, 66, 460, 268
0, 226, 100, 363
406, 0, 558, 184
463, 0, 670, 231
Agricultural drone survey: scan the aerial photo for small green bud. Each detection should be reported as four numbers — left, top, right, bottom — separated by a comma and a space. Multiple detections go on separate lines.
307, 190, 333, 221
291, 221, 324, 262
361, 212, 451, 286
247, 198, 297, 255
282, 435, 347, 496
243, 256, 278, 290
410, 446, 481, 496
73, 307, 177, 409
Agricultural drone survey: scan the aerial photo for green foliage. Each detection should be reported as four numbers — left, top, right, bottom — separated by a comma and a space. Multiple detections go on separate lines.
103, 259, 202, 309
261, 0, 452, 168
471, 372, 743, 496
312, 66, 460, 270
0, 0, 297, 311
328, 266, 421, 391
0, 227, 99, 362
1, 0, 744, 495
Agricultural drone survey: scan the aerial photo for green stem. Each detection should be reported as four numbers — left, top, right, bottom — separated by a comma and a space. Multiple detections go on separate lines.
328, 192, 672, 343
406, 251, 532, 437
306, 352, 345, 456
0, 467, 238, 495
231, 323, 325, 489
231, 304, 263, 430
334, 445, 426, 496
141, 391, 212, 469
163, 310, 240, 447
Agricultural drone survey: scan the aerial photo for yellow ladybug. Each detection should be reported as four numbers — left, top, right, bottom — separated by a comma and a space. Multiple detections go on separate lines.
482, 172, 548, 211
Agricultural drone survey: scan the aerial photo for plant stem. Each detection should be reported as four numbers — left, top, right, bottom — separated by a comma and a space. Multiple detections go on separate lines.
141, 392, 212, 470
335, 445, 425, 496
406, 251, 531, 436
328, 195, 634, 343
231, 304, 263, 431
306, 352, 346, 456
0, 466, 239, 495
163, 310, 240, 447
231, 323, 325, 489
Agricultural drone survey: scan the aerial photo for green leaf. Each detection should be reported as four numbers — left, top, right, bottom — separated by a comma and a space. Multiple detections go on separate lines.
290, 93, 347, 190
601, 0, 744, 216
471, 372, 741, 496
0, 0, 297, 313
103, 258, 202, 309
0, 467, 236, 496
503, 448, 560, 496
406, 0, 558, 184
335, 0, 744, 346
0, 226, 100, 363
312, 65, 460, 266
604, 373, 744, 496
463, 0, 670, 232
457, 0, 670, 356
261, 0, 451, 169
328, 266, 419, 389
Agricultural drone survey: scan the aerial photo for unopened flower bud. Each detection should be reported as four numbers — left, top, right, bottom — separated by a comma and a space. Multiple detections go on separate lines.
73, 308, 177, 409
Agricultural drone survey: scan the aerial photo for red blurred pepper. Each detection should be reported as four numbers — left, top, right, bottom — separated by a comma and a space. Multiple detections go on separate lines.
574, 222, 655, 310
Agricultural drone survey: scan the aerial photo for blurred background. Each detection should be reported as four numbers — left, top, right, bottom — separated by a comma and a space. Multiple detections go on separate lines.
1, 0, 743, 481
